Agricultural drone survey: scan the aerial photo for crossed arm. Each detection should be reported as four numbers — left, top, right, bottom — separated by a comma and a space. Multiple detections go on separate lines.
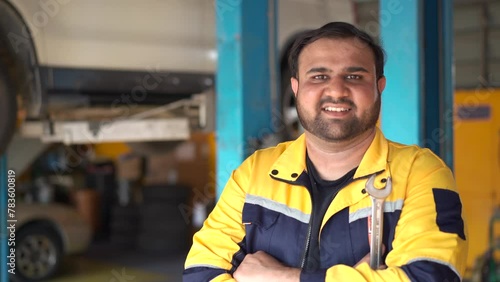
233, 249, 383, 282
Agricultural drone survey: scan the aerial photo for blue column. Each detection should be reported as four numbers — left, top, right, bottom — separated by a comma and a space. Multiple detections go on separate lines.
421, 0, 455, 168
441, 0, 455, 169
0, 155, 8, 282
380, 0, 454, 168
380, 0, 422, 146
215, 0, 277, 198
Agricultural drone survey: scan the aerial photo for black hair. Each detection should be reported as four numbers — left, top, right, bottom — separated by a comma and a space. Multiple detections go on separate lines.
288, 22, 385, 80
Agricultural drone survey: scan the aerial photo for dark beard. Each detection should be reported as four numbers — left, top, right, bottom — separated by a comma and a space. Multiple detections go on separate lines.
296, 95, 381, 142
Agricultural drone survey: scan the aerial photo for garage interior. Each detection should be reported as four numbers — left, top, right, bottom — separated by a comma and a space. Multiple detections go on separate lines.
0, 0, 499, 281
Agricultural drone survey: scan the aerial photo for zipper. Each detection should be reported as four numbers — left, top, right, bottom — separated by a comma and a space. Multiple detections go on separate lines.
301, 157, 317, 270
300, 220, 313, 268
300, 171, 358, 269
300, 177, 315, 269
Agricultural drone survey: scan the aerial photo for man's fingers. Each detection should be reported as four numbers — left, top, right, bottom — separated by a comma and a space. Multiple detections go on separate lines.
354, 253, 371, 267
354, 244, 387, 269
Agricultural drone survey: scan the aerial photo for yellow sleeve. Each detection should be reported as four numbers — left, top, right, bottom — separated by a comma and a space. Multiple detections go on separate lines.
306, 150, 468, 281
184, 157, 253, 282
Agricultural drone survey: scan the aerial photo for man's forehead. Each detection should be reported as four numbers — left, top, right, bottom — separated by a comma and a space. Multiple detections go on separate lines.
305, 66, 370, 74
304, 37, 368, 50
298, 37, 375, 72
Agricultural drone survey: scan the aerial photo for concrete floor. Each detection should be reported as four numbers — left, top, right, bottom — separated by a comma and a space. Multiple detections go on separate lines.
47, 242, 186, 282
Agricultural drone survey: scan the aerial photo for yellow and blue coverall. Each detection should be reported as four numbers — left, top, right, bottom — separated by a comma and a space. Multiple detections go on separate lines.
184, 127, 468, 281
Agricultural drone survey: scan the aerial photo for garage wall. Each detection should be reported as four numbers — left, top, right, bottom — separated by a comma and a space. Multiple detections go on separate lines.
454, 0, 500, 89
353, 0, 380, 41
354, 0, 500, 89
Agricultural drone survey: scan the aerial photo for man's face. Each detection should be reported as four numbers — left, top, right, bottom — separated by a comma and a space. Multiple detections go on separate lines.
291, 37, 386, 143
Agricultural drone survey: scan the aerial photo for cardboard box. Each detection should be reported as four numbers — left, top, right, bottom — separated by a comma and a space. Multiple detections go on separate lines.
144, 152, 178, 185
177, 161, 211, 193
143, 132, 214, 192
174, 132, 211, 161
116, 155, 144, 181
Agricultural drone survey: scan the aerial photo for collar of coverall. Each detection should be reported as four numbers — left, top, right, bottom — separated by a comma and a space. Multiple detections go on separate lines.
269, 127, 390, 188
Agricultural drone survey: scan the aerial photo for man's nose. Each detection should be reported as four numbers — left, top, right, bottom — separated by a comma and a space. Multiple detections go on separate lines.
323, 77, 348, 98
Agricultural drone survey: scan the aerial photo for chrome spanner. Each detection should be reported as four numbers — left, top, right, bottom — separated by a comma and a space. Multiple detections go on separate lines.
365, 174, 392, 269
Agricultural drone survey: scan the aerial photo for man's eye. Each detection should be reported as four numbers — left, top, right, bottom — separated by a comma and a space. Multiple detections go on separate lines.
346, 75, 361, 80
313, 75, 328, 80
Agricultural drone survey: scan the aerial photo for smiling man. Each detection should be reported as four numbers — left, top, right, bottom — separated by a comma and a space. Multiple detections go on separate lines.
183, 22, 468, 282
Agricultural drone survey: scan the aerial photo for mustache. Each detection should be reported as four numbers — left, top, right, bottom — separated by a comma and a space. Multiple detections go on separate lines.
319, 97, 356, 108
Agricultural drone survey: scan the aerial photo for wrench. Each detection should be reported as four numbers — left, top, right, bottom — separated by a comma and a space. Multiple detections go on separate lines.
365, 174, 392, 270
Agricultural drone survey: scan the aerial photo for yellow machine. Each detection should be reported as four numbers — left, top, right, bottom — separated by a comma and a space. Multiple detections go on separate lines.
455, 89, 500, 278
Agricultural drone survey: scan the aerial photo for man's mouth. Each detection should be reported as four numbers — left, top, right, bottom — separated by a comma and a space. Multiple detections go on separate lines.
323, 106, 351, 112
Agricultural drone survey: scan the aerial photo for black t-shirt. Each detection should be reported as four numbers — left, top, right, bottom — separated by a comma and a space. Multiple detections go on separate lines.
303, 153, 357, 271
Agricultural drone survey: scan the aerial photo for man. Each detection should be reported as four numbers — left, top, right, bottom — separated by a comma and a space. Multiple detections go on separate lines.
183, 22, 468, 281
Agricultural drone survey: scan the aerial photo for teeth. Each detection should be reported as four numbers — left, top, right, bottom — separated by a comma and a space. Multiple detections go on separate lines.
324, 107, 350, 112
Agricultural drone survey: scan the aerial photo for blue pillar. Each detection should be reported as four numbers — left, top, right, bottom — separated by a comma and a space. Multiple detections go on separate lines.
215, 0, 277, 198
1, 155, 8, 282
380, 0, 422, 146
380, 0, 454, 168
441, 0, 455, 169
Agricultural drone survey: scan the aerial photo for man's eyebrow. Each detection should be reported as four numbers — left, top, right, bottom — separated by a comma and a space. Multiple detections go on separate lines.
305, 67, 332, 74
345, 66, 369, 73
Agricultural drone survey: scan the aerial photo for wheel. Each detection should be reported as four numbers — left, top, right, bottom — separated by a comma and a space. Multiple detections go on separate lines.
140, 204, 188, 228
142, 185, 189, 204
15, 223, 63, 282
0, 66, 17, 156
280, 67, 303, 141
110, 205, 140, 246
137, 231, 188, 254
137, 201, 190, 254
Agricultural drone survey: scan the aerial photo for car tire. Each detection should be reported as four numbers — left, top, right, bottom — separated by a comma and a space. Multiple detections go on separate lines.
137, 187, 190, 254
142, 185, 190, 204
137, 231, 188, 254
14, 223, 63, 282
110, 205, 140, 246
0, 66, 17, 156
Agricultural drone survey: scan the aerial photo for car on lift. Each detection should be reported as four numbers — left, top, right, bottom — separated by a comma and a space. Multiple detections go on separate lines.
0, 0, 354, 154
13, 203, 92, 281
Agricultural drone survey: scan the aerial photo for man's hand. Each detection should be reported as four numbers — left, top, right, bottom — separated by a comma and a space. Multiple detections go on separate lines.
233, 251, 300, 282
354, 245, 387, 269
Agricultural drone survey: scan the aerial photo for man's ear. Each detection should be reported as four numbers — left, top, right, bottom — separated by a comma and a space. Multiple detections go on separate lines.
377, 76, 386, 94
291, 77, 299, 97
